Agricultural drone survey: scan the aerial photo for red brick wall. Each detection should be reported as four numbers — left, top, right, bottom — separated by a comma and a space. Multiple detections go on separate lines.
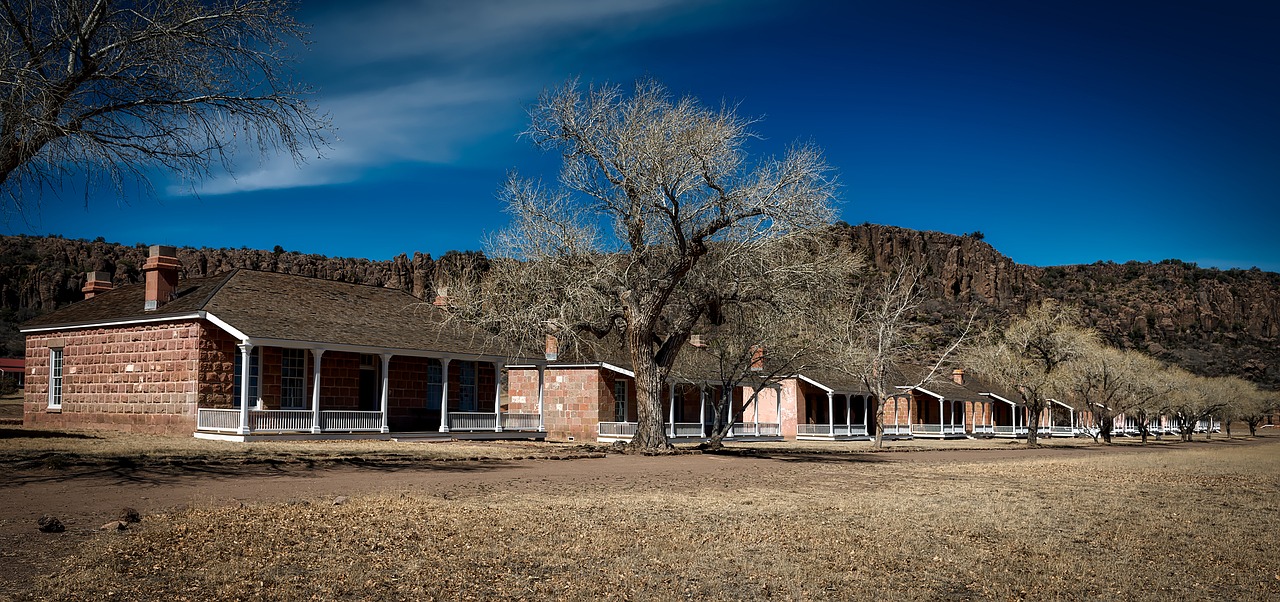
509, 366, 603, 442
24, 321, 207, 434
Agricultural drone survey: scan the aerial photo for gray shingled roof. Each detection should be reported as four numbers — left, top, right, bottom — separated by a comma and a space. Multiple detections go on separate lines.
23, 269, 525, 360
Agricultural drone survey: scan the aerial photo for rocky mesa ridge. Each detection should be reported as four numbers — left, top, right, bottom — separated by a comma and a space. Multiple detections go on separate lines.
2, 224, 1276, 386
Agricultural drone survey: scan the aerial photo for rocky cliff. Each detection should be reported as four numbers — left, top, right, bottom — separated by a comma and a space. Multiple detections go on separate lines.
836, 223, 1280, 385
3, 227, 1277, 386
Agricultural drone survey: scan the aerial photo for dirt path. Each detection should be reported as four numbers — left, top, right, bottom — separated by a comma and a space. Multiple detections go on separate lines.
1, 436, 1267, 599
0, 437, 1249, 537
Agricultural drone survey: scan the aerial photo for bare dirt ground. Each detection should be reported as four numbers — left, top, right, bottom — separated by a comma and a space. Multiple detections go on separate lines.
1, 431, 1276, 600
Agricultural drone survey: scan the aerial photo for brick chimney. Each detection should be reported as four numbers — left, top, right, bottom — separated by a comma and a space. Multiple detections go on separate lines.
544, 334, 559, 361
142, 245, 180, 311
81, 271, 113, 299
689, 334, 705, 348
432, 287, 449, 307
750, 346, 764, 371
952, 368, 966, 386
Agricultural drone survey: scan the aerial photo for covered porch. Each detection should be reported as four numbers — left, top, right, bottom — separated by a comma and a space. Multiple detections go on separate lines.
903, 386, 967, 439
984, 393, 1029, 438
794, 376, 875, 441
597, 381, 783, 443
1038, 399, 1080, 437
195, 340, 544, 442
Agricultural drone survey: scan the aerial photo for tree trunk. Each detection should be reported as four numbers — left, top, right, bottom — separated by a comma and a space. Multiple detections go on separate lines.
703, 387, 735, 450
627, 345, 672, 452
872, 399, 886, 449
1248, 422, 1257, 437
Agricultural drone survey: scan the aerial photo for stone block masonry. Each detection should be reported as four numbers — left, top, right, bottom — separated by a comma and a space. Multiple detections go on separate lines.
25, 321, 209, 434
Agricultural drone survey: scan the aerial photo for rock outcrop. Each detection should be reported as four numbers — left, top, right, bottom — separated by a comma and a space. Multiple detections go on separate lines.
3, 228, 1277, 387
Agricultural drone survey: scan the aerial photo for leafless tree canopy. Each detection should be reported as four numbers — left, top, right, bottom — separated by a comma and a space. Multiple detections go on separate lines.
821, 261, 973, 448
0, 0, 329, 213
483, 78, 841, 449
965, 299, 1097, 446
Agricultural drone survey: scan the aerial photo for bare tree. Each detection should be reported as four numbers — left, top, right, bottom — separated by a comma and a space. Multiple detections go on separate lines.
1166, 369, 1228, 442
483, 79, 840, 450
1060, 343, 1132, 444
823, 261, 973, 449
0, 0, 328, 213
684, 243, 854, 449
1237, 386, 1278, 437
965, 299, 1096, 446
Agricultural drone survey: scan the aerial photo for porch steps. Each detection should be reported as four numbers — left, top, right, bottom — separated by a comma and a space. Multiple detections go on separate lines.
391, 432, 453, 443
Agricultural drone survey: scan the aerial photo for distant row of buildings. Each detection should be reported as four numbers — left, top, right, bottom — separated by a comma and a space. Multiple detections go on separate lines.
19, 245, 1227, 442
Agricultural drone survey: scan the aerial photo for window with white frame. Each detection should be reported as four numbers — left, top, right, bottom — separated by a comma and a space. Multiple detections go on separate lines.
281, 349, 306, 409
614, 380, 628, 422
232, 347, 260, 407
48, 348, 63, 408
458, 361, 476, 411
426, 360, 443, 410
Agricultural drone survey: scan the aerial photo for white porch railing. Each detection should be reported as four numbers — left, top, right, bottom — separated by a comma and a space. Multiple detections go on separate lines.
250, 410, 312, 432
198, 408, 387, 434
599, 421, 637, 438
972, 424, 994, 434
797, 424, 872, 437
756, 422, 781, 436
502, 413, 541, 431
449, 412, 498, 431
670, 422, 703, 438
1048, 425, 1075, 436
992, 425, 1029, 436
321, 410, 382, 431
730, 422, 783, 437
197, 408, 241, 432
880, 424, 911, 436
910, 423, 966, 436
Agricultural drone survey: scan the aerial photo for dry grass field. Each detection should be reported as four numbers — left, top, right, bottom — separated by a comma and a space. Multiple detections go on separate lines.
1, 430, 1277, 601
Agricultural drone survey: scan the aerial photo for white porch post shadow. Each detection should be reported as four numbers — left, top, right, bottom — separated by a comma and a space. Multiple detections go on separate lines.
310, 349, 325, 434
536, 363, 546, 432
237, 342, 253, 435
439, 358, 452, 433
493, 362, 504, 432
827, 391, 835, 437
698, 387, 706, 438
379, 354, 392, 434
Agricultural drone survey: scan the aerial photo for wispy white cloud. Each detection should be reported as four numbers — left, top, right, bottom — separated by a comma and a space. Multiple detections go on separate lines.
177, 0, 746, 196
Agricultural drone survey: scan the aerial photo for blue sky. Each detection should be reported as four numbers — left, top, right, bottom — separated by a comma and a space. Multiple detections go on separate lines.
11, 0, 1279, 271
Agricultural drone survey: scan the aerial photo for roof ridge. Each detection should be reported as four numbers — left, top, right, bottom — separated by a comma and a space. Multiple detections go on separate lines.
195, 268, 240, 310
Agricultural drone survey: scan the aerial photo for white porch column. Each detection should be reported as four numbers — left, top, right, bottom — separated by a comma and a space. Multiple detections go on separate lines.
379, 353, 392, 434
668, 383, 676, 438
536, 363, 546, 432
310, 349, 325, 434
698, 387, 706, 438
438, 358, 452, 433
493, 362, 504, 432
237, 342, 253, 435
827, 391, 835, 436
938, 398, 944, 433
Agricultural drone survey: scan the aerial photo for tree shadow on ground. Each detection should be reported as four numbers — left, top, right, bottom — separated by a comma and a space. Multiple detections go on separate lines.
0, 456, 521, 487
0, 427, 97, 439
703, 448, 890, 464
